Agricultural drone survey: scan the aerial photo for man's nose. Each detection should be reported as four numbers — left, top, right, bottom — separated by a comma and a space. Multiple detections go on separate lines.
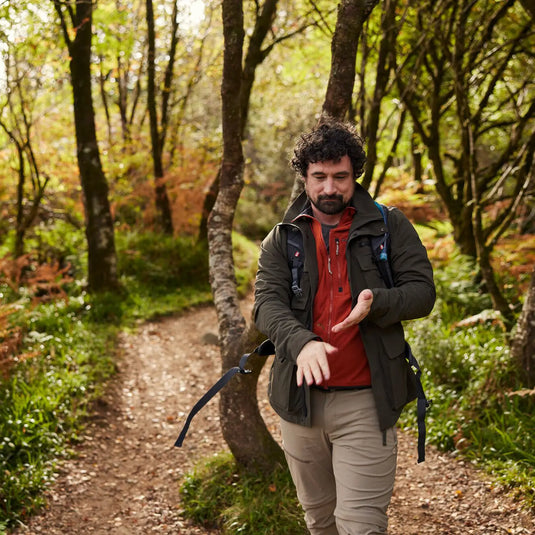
323, 177, 337, 195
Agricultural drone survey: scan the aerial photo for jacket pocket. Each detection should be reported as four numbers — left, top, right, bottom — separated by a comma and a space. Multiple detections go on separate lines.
268, 356, 306, 416
379, 345, 418, 411
354, 239, 386, 288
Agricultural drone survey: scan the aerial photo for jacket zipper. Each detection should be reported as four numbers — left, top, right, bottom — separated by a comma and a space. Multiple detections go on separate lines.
335, 238, 342, 293
326, 235, 333, 342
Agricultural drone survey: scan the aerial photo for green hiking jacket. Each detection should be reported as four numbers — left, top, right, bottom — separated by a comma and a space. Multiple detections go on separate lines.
253, 184, 436, 431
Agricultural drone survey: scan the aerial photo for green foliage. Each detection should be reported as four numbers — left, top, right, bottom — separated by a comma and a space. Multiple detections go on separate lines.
115, 231, 212, 320
0, 232, 208, 526
232, 231, 260, 297
402, 253, 534, 508
0, 298, 116, 525
0, 228, 261, 526
235, 193, 284, 241
0, 220, 87, 304
31, 220, 87, 275
0, 0, 532, 525
431, 253, 492, 322
117, 231, 209, 290
180, 452, 305, 534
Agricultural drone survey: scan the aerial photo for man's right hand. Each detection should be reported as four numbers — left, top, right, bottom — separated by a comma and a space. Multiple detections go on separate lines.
296, 340, 335, 387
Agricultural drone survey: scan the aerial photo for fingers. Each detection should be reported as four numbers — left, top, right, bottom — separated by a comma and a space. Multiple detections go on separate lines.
297, 355, 329, 386
331, 320, 348, 334
296, 341, 332, 386
359, 289, 373, 303
332, 289, 373, 333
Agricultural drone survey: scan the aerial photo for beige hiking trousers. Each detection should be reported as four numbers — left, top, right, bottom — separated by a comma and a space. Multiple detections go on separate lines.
280, 388, 397, 535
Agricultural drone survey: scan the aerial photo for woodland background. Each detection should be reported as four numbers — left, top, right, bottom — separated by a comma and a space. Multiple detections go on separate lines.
0, 0, 534, 532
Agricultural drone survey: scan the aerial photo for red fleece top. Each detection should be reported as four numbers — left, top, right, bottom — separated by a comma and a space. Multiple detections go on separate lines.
309, 208, 371, 387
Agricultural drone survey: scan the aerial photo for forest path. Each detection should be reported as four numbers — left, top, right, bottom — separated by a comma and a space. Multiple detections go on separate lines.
13, 299, 534, 535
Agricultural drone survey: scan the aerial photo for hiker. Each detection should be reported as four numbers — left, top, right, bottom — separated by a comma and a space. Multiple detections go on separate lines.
253, 118, 436, 535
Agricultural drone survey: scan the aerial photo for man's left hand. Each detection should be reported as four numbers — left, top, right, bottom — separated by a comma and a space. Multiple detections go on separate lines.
331, 289, 373, 333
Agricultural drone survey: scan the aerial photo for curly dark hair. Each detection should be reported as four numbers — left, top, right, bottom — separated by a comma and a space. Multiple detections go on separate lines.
290, 118, 366, 179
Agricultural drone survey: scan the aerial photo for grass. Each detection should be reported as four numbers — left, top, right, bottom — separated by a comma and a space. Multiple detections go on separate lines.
0, 297, 117, 526
115, 231, 212, 319
178, 236, 535, 533
180, 452, 305, 534
232, 231, 261, 297
0, 225, 261, 528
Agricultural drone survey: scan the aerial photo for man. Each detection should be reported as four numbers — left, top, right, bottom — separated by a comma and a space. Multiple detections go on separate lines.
253, 119, 435, 535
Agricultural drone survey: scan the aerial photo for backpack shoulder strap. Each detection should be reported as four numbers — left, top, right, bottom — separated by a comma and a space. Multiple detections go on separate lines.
406, 342, 431, 463
372, 202, 430, 463
287, 227, 304, 297
371, 202, 394, 288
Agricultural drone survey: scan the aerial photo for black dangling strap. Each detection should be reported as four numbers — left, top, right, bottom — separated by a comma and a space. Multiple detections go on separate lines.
405, 342, 431, 463
174, 365, 246, 447
174, 339, 275, 447
417, 397, 429, 463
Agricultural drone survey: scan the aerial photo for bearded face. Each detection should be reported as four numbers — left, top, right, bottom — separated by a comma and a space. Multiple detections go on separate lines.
304, 155, 355, 223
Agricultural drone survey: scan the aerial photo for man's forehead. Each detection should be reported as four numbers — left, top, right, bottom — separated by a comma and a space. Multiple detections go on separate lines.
307, 156, 353, 172
310, 154, 348, 165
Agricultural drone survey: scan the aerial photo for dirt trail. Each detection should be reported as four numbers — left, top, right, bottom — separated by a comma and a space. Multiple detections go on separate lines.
12, 301, 534, 534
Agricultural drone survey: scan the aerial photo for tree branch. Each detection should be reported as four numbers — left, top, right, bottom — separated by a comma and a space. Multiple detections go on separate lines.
52, 0, 74, 53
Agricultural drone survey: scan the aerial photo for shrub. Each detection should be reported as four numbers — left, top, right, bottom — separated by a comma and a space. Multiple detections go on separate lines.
402, 252, 533, 507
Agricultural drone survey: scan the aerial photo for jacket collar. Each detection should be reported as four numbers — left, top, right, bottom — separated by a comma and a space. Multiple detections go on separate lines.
282, 182, 384, 230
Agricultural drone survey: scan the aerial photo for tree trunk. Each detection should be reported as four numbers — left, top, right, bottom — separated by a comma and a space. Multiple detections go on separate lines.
321, 0, 379, 121
289, 0, 378, 205
475, 236, 514, 328
198, 168, 220, 244
53, 0, 118, 292
14, 140, 26, 258
520, 0, 535, 18
372, 107, 406, 198
98, 55, 113, 147
158, 0, 180, 153
511, 267, 535, 387
209, 0, 284, 473
1, 67, 50, 259
146, 0, 174, 235
117, 55, 131, 146
240, 0, 278, 138
412, 130, 424, 194
360, 0, 399, 191
199, 0, 280, 242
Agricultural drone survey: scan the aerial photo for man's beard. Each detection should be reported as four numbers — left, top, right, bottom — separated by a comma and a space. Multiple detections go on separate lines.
311, 194, 348, 215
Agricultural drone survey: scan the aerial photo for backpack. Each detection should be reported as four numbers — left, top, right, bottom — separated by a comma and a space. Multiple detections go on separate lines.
287, 202, 430, 463
176, 203, 430, 463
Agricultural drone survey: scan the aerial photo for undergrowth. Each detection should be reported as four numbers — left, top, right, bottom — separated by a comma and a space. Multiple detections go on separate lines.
0, 298, 116, 525
1, 224, 248, 529
180, 453, 305, 534
1, 217, 533, 533
403, 252, 534, 509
